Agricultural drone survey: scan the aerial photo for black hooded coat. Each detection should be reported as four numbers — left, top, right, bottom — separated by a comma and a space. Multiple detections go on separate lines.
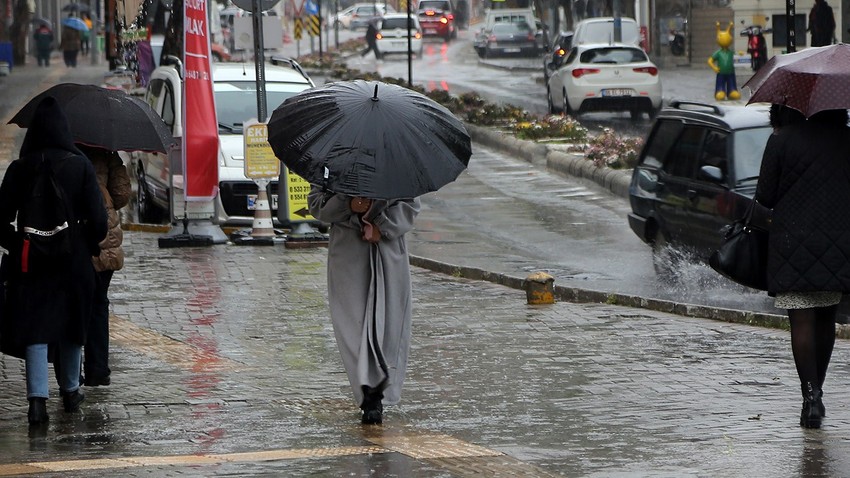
0, 97, 107, 359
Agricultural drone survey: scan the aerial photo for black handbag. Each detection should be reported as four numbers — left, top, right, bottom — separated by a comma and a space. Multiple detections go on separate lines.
709, 199, 769, 290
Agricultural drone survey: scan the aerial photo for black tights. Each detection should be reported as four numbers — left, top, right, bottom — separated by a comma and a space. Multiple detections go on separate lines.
788, 305, 838, 394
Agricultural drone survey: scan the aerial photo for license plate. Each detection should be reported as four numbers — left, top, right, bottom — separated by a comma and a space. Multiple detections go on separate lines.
247, 194, 278, 210
503, 47, 520, 53
602, 89, 633, 97
425, 28, 437, 34
391, 41, 405, 47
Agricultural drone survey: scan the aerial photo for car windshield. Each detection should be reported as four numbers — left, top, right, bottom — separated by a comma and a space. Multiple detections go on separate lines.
382, 17, 416, 29
215, 81, 308, 133
733, 126, 773, 183
580, 47, 647, 64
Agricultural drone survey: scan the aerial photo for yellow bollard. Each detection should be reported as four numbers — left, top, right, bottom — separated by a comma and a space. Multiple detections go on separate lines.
526, 272, 555, 305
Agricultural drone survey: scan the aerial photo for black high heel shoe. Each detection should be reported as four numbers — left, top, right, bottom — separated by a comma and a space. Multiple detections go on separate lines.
27, 397, 49, 425
800, 382, 824, 429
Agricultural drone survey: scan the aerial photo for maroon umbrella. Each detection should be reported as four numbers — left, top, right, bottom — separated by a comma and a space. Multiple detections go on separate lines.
744, 43, 850, 117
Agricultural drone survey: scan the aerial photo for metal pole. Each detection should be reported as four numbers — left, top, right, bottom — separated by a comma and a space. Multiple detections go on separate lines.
786, 0, 796, 52
407, 0, 411, 86
252, 0, 268, 122
317, 0, 322, 60
90, 0, 99, 65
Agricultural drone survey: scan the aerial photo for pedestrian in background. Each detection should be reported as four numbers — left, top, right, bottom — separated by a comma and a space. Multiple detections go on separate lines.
33, 24, 54, 67
80, 13, 93, 56
0, 97, 107, 425
755, 107, 850, 429
60, 16, 81, 67
308, 187, 420, 424
77, 145, 131, 388
361, 19, 382, 60
808, 0, 835, 46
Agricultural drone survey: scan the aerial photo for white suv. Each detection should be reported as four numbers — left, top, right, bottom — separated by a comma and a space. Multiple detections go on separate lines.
132, 58, 314, 225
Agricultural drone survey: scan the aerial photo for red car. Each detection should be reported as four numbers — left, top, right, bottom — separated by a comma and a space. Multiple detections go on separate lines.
417, 0, 456, 41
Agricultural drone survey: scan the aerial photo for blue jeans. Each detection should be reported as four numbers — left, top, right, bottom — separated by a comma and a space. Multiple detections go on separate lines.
25, 343, 82, 399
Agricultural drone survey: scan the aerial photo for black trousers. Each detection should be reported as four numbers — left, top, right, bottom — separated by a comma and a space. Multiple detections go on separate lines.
84, 270, 113, 380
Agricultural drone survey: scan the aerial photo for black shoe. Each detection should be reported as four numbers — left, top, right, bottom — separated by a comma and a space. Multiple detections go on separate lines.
62, 389, 86, 413
360, 387, 384, 425
27, 398, 49, 425
800, 382, 824, 429
84, 375, 111, 387
361, 402, 383, 425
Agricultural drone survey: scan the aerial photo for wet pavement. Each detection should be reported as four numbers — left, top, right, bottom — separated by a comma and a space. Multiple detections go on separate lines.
3, 56, 850, 477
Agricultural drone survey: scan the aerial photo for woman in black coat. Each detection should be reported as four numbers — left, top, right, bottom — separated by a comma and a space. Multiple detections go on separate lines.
0, 96, 107, 424
755, 108, 850, 429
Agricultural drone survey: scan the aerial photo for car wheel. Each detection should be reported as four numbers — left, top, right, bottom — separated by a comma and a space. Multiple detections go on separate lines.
547, 86, 558, 114
562, 89, 574, 117
136, 166, 164, 224
651, 227, 679, 280
476, 47, 485, 58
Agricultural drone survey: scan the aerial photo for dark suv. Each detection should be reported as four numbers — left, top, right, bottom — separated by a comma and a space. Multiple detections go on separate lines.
627, 101, 773, 274
417, 0, 456, 41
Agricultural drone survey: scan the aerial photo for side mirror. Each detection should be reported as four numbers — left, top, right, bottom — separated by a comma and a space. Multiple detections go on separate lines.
699, 165, 725, 183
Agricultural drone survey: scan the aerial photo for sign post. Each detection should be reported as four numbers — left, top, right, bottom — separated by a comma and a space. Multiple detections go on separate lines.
233, 120, 285, 245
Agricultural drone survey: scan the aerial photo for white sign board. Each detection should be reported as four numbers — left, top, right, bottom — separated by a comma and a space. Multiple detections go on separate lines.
234, 16, 284, 50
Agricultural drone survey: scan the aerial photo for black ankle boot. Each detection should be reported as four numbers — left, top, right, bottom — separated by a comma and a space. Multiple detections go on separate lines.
27, 397, 49, 425
360, 388, 384, 425
62, 389, 85, 413
800, 382, 824, 429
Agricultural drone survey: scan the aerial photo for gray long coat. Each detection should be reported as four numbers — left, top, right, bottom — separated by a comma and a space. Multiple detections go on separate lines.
308, 187, 420, 407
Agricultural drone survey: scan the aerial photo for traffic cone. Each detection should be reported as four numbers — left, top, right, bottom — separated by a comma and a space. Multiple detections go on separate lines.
250, 187, 275, 238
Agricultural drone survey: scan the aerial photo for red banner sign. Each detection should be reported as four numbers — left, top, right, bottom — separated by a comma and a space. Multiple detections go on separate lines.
183, 0, 219, 200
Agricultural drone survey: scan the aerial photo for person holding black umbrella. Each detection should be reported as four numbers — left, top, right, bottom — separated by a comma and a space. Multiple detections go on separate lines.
33, 24, 53, 67
0, 97, 107, 425
308, 189, 420, 424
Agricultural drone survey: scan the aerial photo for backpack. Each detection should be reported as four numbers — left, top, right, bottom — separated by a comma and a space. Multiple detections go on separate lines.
18, 155, 75, 273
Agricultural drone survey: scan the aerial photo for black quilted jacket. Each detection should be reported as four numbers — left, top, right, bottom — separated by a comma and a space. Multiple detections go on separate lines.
755, 120, 850, 295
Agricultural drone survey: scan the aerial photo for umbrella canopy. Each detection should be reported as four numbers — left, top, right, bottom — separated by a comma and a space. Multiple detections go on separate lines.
744, 43, 850, 117
9, 83, 175, 154
62, 3, 90, 11
31, 17, 53, 29
267, 80, 472, 199
61, 16, 89, 31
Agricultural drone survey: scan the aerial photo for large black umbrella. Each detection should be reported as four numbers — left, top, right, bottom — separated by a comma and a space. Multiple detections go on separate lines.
62, 2, 90, 12
9, 83, 175, 153
267, 80, 472, 199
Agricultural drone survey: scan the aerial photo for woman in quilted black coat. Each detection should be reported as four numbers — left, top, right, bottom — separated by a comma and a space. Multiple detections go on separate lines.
755, 107, 850, 429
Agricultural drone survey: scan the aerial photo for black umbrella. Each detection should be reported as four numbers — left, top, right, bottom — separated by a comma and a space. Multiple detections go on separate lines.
9, 83, 175, 154
267, 80, 472, 199
62, 2, 90, 11
30, 17, 53, 29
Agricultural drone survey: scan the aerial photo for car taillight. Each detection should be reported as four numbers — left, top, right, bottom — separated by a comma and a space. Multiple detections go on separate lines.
555, 48, 566, 57
572, 68, 600, 78
446, 13, 453, 20
440, 17, 448, 24
527, 33, 535, 41
633, 66, 658, 75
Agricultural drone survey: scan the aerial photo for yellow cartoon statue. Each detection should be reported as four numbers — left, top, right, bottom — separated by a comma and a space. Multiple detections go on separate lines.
707, 22, 741, 101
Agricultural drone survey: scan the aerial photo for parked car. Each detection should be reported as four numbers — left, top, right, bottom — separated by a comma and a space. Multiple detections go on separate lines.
417, 0, 456, 41
376, 13, 423, 57
132, 59, 315, 226
572, 16, 640, 46
627, 101, 773, 275
542, 30, 573, 83
546, 42, 662, 119
477, 21, 539, 58
331, 3, 394, 30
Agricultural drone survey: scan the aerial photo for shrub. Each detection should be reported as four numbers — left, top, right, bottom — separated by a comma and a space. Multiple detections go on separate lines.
513, 115, 588, 142
584, 128, 644, 169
